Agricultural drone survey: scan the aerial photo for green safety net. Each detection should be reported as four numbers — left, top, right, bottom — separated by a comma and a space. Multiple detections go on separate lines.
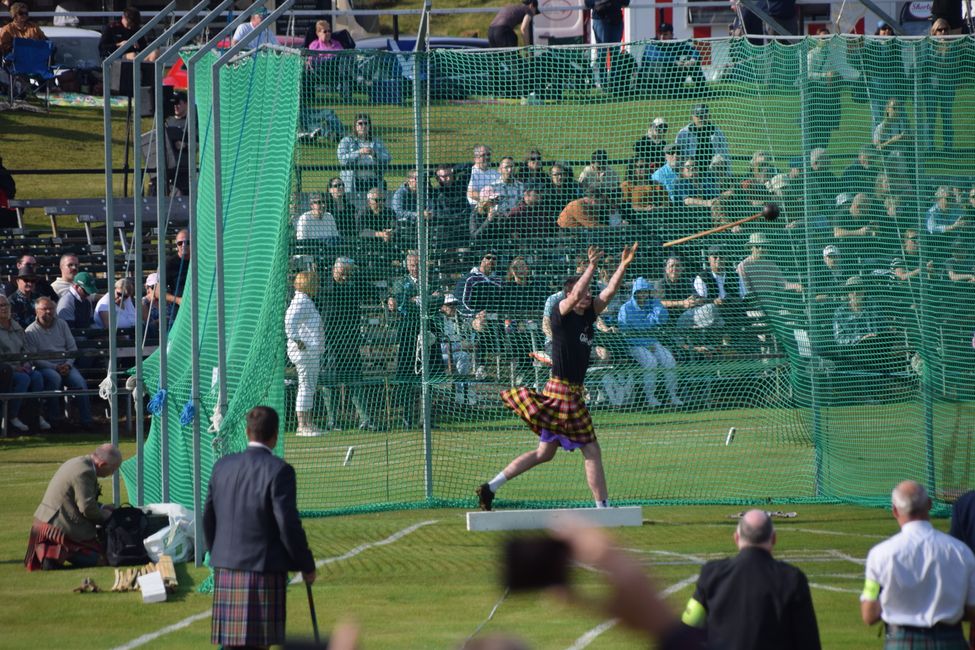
132, 35, 975, 515
119, 49, 303, 505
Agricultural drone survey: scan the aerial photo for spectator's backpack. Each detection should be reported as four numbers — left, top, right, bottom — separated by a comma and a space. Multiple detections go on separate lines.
105, 505, 150, 566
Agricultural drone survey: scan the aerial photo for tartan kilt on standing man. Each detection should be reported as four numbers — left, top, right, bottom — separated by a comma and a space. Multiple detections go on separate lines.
501, 377, 596, 445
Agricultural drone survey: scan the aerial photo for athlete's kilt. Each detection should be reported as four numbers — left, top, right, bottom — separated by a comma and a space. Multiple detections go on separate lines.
883, 623, 967, 650
211, 568, 287, 647
500, 377, 595, 444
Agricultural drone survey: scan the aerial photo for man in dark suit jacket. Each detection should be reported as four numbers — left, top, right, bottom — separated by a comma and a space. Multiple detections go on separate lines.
204, 406, 316, 649
681, 509, 821, 650
950, 491, 975, 650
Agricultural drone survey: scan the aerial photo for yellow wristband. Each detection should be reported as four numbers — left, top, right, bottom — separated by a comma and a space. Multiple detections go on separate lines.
861, 578, 880, 602
681, 598, 706, 627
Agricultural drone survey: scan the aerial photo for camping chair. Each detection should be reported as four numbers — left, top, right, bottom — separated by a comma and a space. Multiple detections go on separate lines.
3, 37, 55, 110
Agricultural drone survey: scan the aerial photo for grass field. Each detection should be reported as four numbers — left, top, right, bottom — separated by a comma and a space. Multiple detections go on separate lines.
0, 432, 948, 649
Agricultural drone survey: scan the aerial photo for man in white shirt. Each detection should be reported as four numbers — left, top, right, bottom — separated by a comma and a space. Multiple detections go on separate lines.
861, 480, 975, 649
231, 6, 275, 48
466, 144, 500, 206
295, 193, 339, 244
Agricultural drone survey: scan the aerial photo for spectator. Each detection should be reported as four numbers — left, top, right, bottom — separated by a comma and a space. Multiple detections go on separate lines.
739, 151, 776, 207
434, 294, 475, 405
391, 169, 422, 225
633, 117, 669, 170
490, 156, 526, 217
24, 444, 121, 570
429, 164, 470, 252
0, 293, 45, 433
945, 239, 975, 283
141, 273, 160, 338
618, 277, 681, 407
518, 149, 546, 190
873, 98, 911, 181
640, 23, 706, 92
470, 186, 511, 248
672, 159, 720, 208
658, 256, 698, 318
9, 266, 37, 328
842, 146, 877, 197
466, 144, 501, 206
621, 158, 663, 213
356, 187, 399, 282
93, 277, 138, 330
652, 145, 681, 197
337, 113, 391, 198
738, 232, 803, 298
308, 19, 343, 59
806, 28, 840, 151
682, 509, 820, 649
507, 187, 556, 243
921, 19, 956, 151
321, 257, 373, 430
56, 272, 96, 331
0, 154, 16, 228
159, 229, 190, 325
389, 251, 436, 428
542, 162, 581, 214
97, 7, 154, 61
927, 185, 966, 235
0, 2, 46, 56
558, 188, 619, 228
692, 245, 746, 332
25, 297, 93, 431
860, 480, 975, 646
487, 0, 539, 48
950, 490, 975, 557
578, 149, 621, 204
502, 256, 545, 381
931, 0, 965, 33
832, 276, 885, 348
584, 0, 630, 46
675, 105, 729, 169
853, 21, 908, 128
295, 192, 340, 245
286, 271, 325, 437
833, 192, 885, 263
230, 5, 274, 48
456, 251, 504, 319
807, 147, 836, 219
2, 253, 55, 299
164, 93, 191, 196
50, 253, 80, 298
813, 245, 851, 304
323, 176, 358, 245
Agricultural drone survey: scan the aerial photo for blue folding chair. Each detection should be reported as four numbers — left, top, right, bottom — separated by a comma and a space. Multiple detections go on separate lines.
3, 37, 55, 110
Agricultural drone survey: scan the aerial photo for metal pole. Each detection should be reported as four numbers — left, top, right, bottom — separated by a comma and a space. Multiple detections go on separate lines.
102, 0, 178, 507
413, 2, 432, 502
138, 0, 211, 506
185, 1, 263, 568
211, 1, 298, 443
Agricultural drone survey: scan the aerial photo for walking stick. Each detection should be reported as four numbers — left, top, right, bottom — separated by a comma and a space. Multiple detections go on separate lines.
305, 581, 320, 644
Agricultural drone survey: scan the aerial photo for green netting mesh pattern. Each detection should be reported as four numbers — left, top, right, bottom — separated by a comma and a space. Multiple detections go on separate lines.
131, 36, 975, 515
119, 49, 302, 505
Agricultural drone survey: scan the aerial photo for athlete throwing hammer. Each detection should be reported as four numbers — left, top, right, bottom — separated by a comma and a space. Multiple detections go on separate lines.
477, 242, 639, 511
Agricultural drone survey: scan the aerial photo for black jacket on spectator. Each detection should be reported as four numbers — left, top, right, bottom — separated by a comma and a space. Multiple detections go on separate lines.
9, 291, 34, 329
454, 269, 503, 318
0, 159, 15, 228
98, 22, 148, 59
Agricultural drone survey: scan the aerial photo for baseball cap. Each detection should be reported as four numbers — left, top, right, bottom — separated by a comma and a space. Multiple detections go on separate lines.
74, 271, 98, 295
145, 272, 159, 287
823, 245, 839, 257
253, 6, 269, 16
749, 232, 767, 246
443, 293, 458, 305
877, 20, 890, 30
652, 116, 668, 129
658, 22, 674, 33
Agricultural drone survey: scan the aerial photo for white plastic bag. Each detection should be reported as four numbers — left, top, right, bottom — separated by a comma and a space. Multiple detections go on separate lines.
143, 503, 195, 563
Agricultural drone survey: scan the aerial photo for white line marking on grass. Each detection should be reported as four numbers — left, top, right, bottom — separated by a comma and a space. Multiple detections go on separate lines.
564, 573, 698, 650
114, 520, 440, 649
291, 519, 439, 583
787, 527, 886, 540
111, 610, 212, 650
826, 549, 866, 566
809, 582, 860, 594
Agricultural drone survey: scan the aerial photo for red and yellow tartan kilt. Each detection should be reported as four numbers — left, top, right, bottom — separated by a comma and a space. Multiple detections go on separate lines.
500, 377, 595, 444
211, 568, 287, 647
24, 519, 102, 571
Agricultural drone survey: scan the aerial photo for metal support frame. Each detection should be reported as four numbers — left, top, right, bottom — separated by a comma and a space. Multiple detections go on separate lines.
413, 2, 433, 502
102, 1, 178, 507
737, 0, 793, 37
145, 0, 236, 568
857, 0, 905, 35
179, 1, 266, 568
210, 0, 297, 448
135, 0, 212, 505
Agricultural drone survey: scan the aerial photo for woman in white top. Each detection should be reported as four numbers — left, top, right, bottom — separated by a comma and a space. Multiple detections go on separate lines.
285, 271, 325, 437
94, 277, 138, 329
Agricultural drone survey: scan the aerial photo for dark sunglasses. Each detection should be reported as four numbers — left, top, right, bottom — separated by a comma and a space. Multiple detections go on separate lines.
330, 182, 345, 188
176, 240, 189, 247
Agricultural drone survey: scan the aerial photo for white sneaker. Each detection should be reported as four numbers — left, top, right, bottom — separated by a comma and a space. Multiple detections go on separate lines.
296, 426, 322, 438
38, 417, 51, 431
9, 417, 29, 432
